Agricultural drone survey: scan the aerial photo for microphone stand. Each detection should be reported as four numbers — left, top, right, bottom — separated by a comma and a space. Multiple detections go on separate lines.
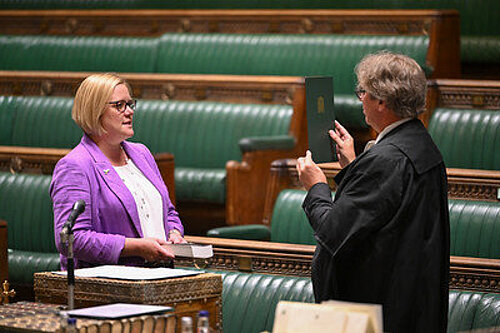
60, 223, 75, 310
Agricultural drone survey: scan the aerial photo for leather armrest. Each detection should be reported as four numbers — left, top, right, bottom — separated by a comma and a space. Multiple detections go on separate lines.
238, 135, 295, 153
207, 225, 271, 241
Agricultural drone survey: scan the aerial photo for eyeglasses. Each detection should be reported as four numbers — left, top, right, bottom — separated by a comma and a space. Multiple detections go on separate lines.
354, 87, 366, 101
108, 100, 137, 113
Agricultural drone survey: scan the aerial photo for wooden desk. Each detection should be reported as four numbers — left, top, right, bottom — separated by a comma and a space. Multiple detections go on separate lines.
34, 272, 222, 332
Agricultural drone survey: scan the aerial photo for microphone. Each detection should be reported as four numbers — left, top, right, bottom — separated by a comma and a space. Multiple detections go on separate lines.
60, 199, 85, 311
65, 199, 86, 228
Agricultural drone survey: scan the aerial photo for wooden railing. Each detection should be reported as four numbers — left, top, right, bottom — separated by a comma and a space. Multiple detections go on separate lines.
181, 236, 500, 293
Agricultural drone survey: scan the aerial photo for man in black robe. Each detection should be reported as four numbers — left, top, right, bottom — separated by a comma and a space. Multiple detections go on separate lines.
296, 52, 450, 333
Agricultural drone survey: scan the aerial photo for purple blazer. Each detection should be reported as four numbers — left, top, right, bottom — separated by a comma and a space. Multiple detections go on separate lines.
50, 134, 183, 270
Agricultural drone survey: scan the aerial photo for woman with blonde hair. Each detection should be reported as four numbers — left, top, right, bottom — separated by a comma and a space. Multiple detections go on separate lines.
50, 73, 184, 269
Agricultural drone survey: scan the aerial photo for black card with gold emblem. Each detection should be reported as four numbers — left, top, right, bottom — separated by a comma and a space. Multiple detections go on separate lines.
305, 76, 336, 163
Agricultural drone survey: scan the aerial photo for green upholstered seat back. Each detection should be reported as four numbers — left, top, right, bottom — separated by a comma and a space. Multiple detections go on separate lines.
209, 270, 500, 333
218, 271, 314, 333
448, 290, 500, 332
9, 96, 82, 148
0, 172, 56, 253
0, 34, 429, 95
132, 100, 293, 168
270, 190, 315, 245
449, 199, 500, 259
0, 96, 17, 145
156, 34, 430, 95
0, 96, 293, 203
0, 33, 429, 128
0, 172, 60, 284
0, 35, 159, 72
428, 108, 500, 170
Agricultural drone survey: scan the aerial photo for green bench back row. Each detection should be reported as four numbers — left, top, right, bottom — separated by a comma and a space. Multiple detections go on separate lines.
0, 33, 430, 98
0, 96, 293, 203
428, 108, 500, 170
212, 270, 499, 333
0, 172, 59, 286
266, 189, 500, 260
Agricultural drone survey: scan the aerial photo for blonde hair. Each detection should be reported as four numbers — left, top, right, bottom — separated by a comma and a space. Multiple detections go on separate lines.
355, 51, 427, 118
72, 73, 131, 136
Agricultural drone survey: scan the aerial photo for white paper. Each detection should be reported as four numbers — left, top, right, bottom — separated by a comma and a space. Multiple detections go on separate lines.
52, 265, 204, 280
63, 303, 173, 319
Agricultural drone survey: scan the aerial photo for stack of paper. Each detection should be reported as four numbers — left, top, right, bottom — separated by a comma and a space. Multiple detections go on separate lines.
272, 300, 383, 333
53, 265, 204, 280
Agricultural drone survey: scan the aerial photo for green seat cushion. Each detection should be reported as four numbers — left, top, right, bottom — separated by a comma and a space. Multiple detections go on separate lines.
0, 172, 59, 285
448, 290, 500, 333
461, 36, 500, 64
8, 249, 60, 285
175, 168, 226, 203
132, 100, 292, 168
270, 189, 316, 245
429, 108, 500, 170
0, 172, 56, 253
0, 96, 17, 145
449, 199, 500, 259
156, 34, 430, 95
218, 271, 314, 333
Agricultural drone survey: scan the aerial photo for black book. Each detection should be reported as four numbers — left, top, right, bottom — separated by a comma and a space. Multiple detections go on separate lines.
305, 76, 336, 163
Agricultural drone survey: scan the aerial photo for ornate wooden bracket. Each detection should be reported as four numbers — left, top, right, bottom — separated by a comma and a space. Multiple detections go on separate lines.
1, 281, 15, 304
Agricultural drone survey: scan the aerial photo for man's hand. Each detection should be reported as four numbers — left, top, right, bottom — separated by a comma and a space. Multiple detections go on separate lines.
329, 120, 356, 168
122, 237, 174, 261
296, 150, 327, 191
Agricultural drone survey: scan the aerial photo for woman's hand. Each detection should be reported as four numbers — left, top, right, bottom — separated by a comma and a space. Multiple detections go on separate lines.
296, 150, 327, 191
329, 120, 356, 168
122, 237, 174, 261
168, 230, 187, 244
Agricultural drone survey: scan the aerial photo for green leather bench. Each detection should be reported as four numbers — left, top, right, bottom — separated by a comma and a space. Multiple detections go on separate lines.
0, 33, 431, 128
208, 189, 316, 245
2, 0, 497, 76
194, 269, 500, 333
428, 108, 500, 170
208, 189, 500, 260
0, 96, 295, 223
0, 172, 60, 292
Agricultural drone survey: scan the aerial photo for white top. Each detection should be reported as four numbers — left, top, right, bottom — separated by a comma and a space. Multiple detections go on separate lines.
114, 159, 166, 241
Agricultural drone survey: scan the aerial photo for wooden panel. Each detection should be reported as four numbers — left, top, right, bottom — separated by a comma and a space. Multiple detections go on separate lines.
428, 79, 500, 110
180, 236, 500, 293
0, 9, 460, 79
0, 146, 176, 204
0, 71, 303, 105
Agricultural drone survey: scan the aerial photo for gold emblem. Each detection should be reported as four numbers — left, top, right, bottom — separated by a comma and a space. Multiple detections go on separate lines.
317, 96, 325, 114
104, 169, 110, 175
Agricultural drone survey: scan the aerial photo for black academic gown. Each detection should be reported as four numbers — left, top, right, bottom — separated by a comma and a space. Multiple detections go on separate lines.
303, 119, 450, 333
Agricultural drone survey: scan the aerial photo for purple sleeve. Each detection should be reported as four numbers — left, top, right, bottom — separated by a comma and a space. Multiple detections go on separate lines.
50, 157, 126, 266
